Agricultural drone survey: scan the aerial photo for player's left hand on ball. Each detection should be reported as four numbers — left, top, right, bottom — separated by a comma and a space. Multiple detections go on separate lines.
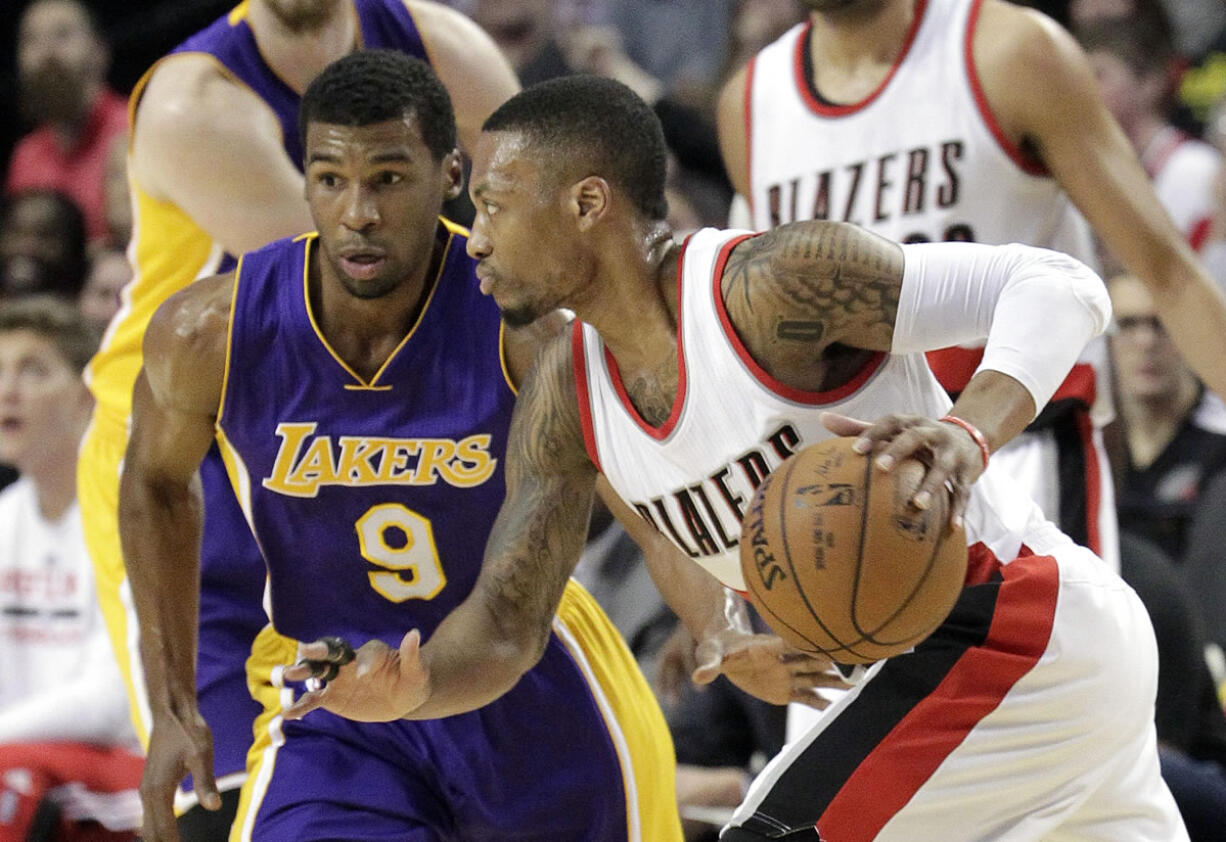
821, 410, 979, 530
282, 629, 429, 722
691, 629, 846, 709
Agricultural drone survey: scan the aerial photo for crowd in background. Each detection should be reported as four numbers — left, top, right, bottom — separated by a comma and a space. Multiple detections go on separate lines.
3, 0, 1226, 840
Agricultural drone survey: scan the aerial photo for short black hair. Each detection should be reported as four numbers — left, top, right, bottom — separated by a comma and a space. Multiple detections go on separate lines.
0, 294, 99, 373
483, 75, 669, 221
298, 49, 457, 161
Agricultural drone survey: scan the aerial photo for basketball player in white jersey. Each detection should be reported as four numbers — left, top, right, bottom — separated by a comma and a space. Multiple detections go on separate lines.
717, 0, 1226, 580
283, 76, 1188, 841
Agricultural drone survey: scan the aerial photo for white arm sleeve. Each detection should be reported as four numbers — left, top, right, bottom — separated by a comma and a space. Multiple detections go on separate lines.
891, 241, 1111, 414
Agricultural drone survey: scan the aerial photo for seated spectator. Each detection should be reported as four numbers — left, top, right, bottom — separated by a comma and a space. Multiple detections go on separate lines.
1182, 469, 1226, 665
0, 189, 89, 302
1108, 272, 1226, 562
6, 0, 128, 245
1118, 532, 1226, 842
1079, 17, 1224, 253
77, 246, 128, 334
0, 296, 141, 842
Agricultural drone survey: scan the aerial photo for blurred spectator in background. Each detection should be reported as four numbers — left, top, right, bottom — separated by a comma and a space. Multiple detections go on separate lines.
77, 246, 129, 335
470, 0, 735, 226
721, 0, 806, 82
0, 189, 88, 302
1118, 532, 1226, 842
0, 296, 142, 842
1068, 0, 1226, 137
1108, 272, 1226, 564
604, 0, 734, 108
1078, 17, 1224, 259
100, 135, 131, 250
5, 0, 128, 244
470, 0, 569, 87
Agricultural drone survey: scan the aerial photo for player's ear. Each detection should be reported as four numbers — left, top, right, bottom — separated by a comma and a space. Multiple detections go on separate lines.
441, 148, 464, 200
572, 176, 610, 231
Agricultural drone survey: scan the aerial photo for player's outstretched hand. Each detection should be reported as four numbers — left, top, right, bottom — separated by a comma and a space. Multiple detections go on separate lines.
691, 628, 846, 709
139, 710, 220, 842
820, 410, 983, 530
282, 630, 429, 722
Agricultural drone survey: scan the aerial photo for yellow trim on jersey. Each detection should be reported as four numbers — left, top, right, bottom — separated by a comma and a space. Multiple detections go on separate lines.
554, 579, 684, 842
227, 1, 248, 26
301, 227, 452, 388
215, 254, 245, 430
232, 624, 299, 842
435, 216, 518, 396
498, 321, 515, 394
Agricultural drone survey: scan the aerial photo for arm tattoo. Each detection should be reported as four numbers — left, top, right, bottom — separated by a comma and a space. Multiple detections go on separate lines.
478, 338, 594, 647
723, 221, 902, 349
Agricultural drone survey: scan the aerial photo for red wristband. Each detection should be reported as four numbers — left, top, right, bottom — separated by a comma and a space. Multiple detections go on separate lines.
939, 415, 990, 470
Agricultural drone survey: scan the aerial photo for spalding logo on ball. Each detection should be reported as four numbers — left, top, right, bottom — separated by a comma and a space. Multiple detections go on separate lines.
739, 436, 967, 664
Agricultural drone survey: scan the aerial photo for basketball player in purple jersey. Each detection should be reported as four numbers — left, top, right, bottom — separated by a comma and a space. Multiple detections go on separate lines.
77, 1, 518, 837
119, 52, 714, 842
288, 76, 1188, 840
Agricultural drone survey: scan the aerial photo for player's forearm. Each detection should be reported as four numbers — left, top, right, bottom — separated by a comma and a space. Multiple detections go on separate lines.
118, 469, 204, 715
944, 369, 1036, 456
1151, 260, 1226, 398
640, 530, 741, 642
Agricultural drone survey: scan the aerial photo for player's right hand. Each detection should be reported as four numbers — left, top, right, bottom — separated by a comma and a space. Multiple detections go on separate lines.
139, 710, 220, 842
282, 629, 430, 722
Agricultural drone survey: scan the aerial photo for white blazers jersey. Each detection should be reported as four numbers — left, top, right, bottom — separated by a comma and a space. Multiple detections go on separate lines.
574, 228, 1065, 591
744, 0, 1109, 422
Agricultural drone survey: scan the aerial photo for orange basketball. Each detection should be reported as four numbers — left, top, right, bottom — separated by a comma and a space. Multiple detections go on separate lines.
739, 436, 967, 664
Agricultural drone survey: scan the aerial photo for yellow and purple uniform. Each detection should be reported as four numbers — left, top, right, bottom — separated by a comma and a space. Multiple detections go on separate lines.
217, 228, 679, 840
78, 0, 436, 800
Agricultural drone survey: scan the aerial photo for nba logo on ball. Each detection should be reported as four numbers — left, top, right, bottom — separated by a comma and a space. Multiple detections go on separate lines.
739, 437, 967, 664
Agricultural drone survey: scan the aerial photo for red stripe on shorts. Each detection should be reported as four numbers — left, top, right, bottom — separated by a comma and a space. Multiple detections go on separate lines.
816, 550, 1059, 840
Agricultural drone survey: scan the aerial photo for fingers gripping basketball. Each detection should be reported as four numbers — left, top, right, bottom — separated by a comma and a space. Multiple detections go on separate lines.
739, 437, 967, 664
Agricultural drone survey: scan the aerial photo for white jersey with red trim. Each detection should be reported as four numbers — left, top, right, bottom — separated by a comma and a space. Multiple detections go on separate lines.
1142, 125, 1222, 253
574, 227, 1064, 591
744, 0, 1108, 423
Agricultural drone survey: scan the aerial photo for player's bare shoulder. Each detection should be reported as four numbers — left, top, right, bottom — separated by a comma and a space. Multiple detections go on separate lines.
971, 0, 1093, 145
506, 323, 591, 477
132, 53, 283, 198
143, 272, 235, 416
502, 309, 570, 392
718, 220, 903, 368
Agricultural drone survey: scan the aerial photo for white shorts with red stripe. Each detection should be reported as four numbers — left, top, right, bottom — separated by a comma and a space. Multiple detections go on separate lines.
730, 542, 1186, 842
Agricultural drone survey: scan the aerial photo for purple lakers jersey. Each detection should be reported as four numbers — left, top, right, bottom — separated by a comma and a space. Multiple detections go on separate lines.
217, 226, 515, 645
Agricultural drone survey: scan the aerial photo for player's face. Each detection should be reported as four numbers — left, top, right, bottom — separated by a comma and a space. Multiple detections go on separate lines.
0, 329, 90, 473
1108, 275, 1189, 403
467, 131, 577, 327
305, 116, 461, 301
17, 0, 105, 123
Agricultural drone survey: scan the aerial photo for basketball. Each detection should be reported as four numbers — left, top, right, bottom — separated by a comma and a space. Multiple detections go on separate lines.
739, 437, 967, 663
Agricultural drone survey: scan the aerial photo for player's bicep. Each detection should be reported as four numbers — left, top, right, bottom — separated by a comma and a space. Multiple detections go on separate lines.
128, 275, 232, 484
126, 370, 217, 488
478, 339, 596, 634
721, 221, 904, 354
975, 4, 1186, 280
716, 64, 751, 200
134, 65, 312, 254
